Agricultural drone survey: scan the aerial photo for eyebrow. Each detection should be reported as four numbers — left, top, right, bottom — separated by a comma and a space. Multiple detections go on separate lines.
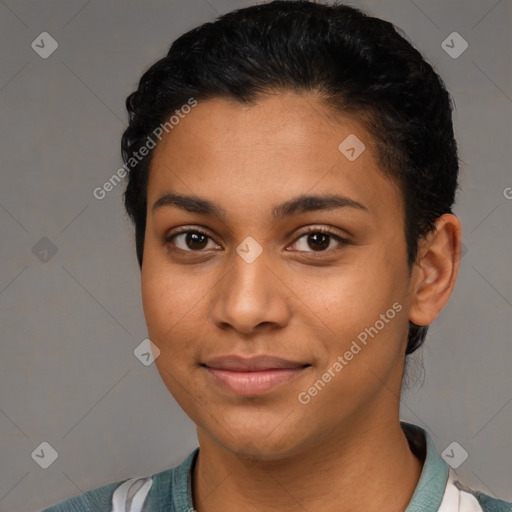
151, 192, 368, 221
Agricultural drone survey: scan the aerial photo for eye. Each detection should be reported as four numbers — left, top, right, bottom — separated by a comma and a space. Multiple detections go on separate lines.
164, 226, 351, 255
289, 226, 350, 254
165, 228, 221, 252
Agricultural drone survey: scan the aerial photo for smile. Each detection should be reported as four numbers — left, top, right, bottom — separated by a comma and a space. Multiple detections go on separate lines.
202, 355, 311, 396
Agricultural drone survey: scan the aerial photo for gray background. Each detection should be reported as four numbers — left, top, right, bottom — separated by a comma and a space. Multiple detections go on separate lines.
0, 0, 511, 510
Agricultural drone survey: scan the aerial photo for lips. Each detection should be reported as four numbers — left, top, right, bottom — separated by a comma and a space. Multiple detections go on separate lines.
202, 355, 310, 396
204, 355, 307, 371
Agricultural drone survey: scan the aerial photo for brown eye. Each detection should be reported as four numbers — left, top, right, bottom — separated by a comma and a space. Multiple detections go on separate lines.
305, 232, 330, 251
166, 230, 220, 252
290, 227, 350, 254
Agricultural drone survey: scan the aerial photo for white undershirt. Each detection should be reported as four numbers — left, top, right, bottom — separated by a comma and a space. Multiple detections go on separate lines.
111, 468, 484, 512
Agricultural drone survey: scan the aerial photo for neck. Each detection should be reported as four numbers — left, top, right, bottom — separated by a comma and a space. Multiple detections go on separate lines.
192, 416, 424, 512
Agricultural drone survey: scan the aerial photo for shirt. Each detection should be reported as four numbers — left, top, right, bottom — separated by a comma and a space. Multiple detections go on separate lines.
42, 422, 511, 511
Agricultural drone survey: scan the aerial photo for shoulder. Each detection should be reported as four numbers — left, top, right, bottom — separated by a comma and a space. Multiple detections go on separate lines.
42, 474, 166, 512
41, 481, 125, 512
454, 481, 512, 512
476, 493, 512, 512
438, 470, 512, 512
400, 422, 511, 512
41, 449, 198, 512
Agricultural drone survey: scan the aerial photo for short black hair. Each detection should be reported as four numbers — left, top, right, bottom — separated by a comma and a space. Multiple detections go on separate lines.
121, 0, 459, 355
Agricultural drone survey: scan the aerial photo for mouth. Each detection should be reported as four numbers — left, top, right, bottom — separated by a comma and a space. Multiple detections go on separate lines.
202, 355, 311, 396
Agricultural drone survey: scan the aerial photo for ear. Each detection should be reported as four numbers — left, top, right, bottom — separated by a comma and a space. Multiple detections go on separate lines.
409, 214, 462, 327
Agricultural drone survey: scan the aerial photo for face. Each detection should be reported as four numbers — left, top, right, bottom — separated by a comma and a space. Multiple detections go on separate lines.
141, 91, 416, 460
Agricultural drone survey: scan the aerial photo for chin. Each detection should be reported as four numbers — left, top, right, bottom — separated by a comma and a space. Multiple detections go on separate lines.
199, 412, 312, 462
219, 435, 302, 462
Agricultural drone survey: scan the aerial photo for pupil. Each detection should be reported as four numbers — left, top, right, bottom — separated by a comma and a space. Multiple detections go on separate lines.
187, 232, 207, 250
308, 233, 329, 251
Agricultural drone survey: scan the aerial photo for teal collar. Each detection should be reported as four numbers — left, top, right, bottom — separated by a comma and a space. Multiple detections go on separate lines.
402, 421, 450, 511
155, 422, 448, 511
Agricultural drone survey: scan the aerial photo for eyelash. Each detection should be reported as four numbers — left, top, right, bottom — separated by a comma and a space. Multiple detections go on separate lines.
164, 226, 351, 257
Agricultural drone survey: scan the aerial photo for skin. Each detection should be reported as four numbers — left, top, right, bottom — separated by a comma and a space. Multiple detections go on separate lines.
141, 91, 462, 512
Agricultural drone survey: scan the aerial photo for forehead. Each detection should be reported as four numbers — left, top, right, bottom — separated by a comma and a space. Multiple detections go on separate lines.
147, 92, 403, 222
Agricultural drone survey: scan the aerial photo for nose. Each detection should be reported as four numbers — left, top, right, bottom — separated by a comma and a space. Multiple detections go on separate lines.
209, 247, 292, 336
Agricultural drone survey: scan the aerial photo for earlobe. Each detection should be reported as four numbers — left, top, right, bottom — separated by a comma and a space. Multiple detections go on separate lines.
409, 214, 462, 327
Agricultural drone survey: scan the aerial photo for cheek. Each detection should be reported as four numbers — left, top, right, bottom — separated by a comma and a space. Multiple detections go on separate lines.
141, 269, 171, 339
307, 248, 409, 369
313, 258, 401, 325
141, 248, 192, 344
140, 250, 219, 358
141, 264, 200, 398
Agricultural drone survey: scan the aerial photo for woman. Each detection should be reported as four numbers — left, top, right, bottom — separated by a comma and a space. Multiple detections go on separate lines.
44, 1, 511, 510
